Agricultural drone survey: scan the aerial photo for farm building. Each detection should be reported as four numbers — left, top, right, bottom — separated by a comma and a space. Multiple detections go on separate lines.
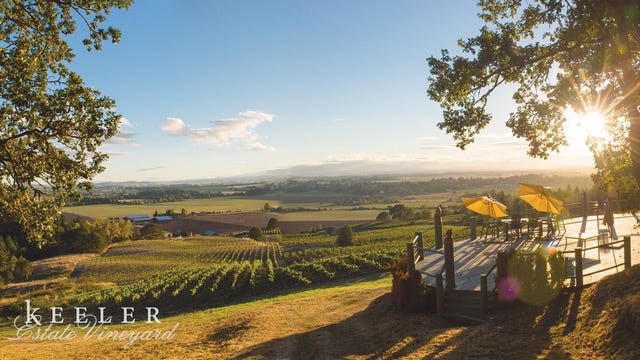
123, 214, 151, 225
153, 215, 174, 224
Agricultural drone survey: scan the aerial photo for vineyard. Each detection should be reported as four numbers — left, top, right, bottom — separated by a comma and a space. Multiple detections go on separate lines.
43, 220, 470, 312
73, 238, 282, 284
70, 251, 401, 311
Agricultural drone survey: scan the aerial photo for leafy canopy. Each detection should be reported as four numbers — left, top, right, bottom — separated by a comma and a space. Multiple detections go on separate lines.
0, 1, 132, 246
427, 0, 640, 197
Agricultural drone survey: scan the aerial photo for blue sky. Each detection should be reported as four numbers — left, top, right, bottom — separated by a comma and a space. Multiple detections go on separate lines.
70, 0, 594, 182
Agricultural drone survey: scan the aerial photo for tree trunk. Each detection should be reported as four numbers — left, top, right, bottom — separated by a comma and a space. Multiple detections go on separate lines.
630, 104, 640, 185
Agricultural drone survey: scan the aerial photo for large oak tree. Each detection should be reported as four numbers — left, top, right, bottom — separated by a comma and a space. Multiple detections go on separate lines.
0, 0, 132, 246
427, 0, 640, 200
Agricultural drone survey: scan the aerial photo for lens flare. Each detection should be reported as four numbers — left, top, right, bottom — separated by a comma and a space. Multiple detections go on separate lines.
498, 276, 521, 301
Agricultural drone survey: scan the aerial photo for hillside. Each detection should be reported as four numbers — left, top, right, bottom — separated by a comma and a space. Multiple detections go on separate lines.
2, 265, 640, 359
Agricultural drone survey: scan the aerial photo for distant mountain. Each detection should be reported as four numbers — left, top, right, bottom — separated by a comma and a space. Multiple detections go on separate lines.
95, 159, 593, 186
250, 159, 592, 179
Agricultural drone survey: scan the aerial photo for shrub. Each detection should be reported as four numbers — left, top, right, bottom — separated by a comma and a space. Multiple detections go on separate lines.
266, 218, 279, 230
496, 249, 566, 306
249, 227, 265, 241
139, 223, 164, 240
389, 256, 435, 312
336, 225, 353, 246
376, 211, 391, 221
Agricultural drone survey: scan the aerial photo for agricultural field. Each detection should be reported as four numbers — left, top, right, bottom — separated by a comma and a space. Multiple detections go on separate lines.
64, 198, 283, 219
275, 209, 380, 221
0, 219, 461, 321
72, 238, 282, 284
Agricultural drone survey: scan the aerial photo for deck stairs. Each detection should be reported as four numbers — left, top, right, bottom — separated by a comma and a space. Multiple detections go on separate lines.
442, 289, 493, 325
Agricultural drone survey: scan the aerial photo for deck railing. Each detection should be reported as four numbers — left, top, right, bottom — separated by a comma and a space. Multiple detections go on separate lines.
480, 261, 498, 314
406, 232, 424, 272
569, 236, 631, 287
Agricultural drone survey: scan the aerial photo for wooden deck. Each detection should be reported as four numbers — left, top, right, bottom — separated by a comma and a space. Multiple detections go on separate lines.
416, 213, 640, 291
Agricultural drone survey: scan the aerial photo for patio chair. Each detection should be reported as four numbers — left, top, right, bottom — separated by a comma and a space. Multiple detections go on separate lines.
507, 213, 522, 241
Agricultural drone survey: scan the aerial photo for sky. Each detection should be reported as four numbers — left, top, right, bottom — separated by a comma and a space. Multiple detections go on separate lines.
68, 0, 595, 182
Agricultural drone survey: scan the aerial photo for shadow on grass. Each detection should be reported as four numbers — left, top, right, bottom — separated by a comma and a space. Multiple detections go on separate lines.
233, 289, 585, 360
232, 292, 458, 360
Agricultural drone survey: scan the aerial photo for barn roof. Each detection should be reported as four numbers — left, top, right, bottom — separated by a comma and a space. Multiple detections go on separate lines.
124, 214, 151, 220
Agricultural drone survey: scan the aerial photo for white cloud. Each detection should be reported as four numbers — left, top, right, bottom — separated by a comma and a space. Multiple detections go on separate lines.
104, 151, 131, 156
138, 166, 165, 172
416, 136, 440, 141
160, 110, 274, 151
106, 117, 138, 146
119, 117, 133, 127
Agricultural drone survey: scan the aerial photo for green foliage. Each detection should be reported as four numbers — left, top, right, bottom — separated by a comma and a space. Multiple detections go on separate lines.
0, 234, 31, 285
59, 219, 109, 253
427, 0, 640, 194
13, 256, 32, 281
376, 211, 391, 221
139, 223, 164, 240
497, 249, 566, 306
336, 225, 354, 246
0, 1, 133, 246
249, 227, 265, 241
389, 205, 412, 220
266, 217, 280, 230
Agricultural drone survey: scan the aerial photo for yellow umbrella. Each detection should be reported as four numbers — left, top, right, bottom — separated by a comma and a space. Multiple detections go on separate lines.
461, 196, 508, 218
517, 183, 563, 215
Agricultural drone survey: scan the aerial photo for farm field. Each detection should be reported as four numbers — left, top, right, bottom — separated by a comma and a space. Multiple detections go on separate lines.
64, 198, 283, 219
155, 211, 377, 235
275, 209, 379, 221
72, 238, 282, 284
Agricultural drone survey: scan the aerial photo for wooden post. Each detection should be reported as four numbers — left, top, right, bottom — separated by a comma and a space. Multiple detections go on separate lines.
435, 206, 443, 249
480, 274, 488, 314
436, 273, 444, 315
415, 232, 424, 261
575, 247, 583, 288
444, 229, 456, 289
624, 236, 631, 270
470, 216, 477, 240
406, 242, 415, 272
580, 192, 587, 233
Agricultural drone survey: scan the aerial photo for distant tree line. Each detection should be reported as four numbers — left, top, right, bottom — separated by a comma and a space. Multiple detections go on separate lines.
243, 174, 593, 198
376, 205, 433, 222
66, 174, 594, 207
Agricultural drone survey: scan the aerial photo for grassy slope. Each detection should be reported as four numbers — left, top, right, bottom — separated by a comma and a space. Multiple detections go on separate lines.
2, 265, 640, 359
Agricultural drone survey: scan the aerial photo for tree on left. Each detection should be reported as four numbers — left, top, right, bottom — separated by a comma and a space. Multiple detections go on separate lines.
0, 1, 133, 247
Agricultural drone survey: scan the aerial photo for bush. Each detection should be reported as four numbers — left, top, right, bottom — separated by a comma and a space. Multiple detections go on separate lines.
496, 249, 566, 306
376, 211, 391, 221
390, 256, 435, 312
249, 227, 265, 241
336, 225, 353, 246
139, 223, 164, 240
266, 218, 279, 230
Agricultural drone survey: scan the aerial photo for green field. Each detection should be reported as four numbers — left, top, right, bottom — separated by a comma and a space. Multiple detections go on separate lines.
64, 198, 283, 218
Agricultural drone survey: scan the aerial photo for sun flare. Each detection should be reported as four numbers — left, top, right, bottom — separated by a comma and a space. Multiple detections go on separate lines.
563, 108, 610, 153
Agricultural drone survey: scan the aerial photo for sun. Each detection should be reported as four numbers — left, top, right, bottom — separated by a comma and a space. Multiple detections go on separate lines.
563, 108, 610, 153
